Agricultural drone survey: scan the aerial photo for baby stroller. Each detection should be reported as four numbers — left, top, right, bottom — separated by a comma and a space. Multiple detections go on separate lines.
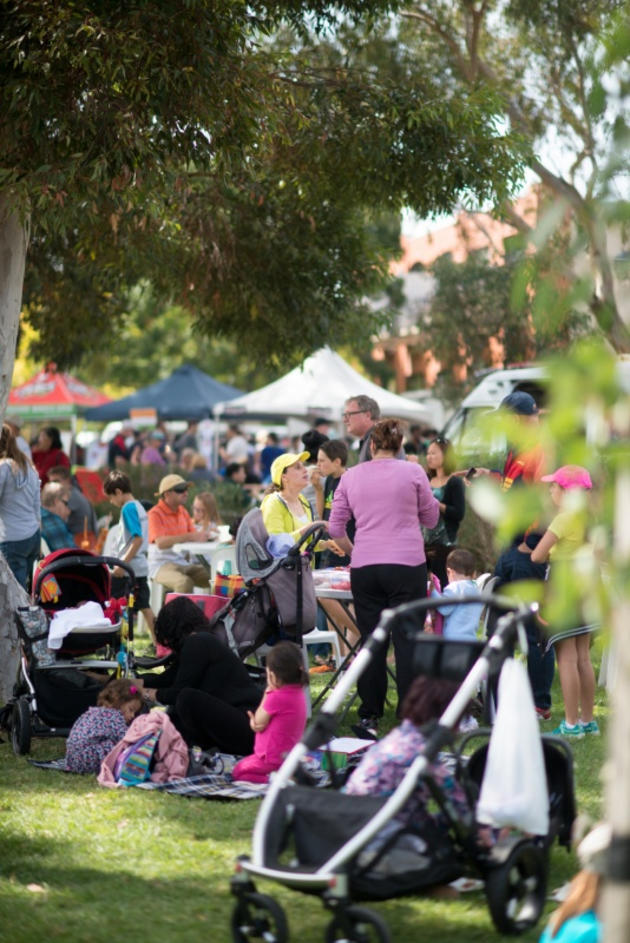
8, 548, 137, 755
230, 593, 576, 942
210, 508, 325, 659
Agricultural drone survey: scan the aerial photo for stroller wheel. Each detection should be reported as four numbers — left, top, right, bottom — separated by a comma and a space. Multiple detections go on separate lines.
485, 840, 547, 935
231, 891, 288, 943
11, 697, 32, 756
325, 905, 391, 943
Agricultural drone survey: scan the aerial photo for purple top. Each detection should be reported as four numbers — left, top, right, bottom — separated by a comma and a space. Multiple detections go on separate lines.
327, 459, 439, 568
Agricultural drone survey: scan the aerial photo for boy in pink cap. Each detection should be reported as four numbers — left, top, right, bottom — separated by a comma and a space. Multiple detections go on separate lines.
531, 465, 597, 738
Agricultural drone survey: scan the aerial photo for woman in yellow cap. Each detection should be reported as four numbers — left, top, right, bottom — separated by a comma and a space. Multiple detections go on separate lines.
260, 451, 318, 540
260, 452, 340, 555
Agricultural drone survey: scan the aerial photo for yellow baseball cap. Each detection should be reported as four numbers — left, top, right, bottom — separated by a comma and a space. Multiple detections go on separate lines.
270, 451, 309, 487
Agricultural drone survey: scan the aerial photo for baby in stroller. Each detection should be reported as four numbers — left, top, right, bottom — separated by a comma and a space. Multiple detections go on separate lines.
343, 676, 478, 891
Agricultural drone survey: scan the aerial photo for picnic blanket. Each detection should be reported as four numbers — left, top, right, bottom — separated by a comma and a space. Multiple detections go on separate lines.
29, 755, 268, 799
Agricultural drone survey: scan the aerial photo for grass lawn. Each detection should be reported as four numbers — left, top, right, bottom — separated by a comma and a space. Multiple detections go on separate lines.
0, 648, 608, 943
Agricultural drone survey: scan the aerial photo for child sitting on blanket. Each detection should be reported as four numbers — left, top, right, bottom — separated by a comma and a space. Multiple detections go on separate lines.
65, 678, 143, 774
232, 642, 308, 784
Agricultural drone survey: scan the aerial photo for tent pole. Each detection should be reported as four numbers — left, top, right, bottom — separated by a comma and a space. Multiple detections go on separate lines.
70, 413, 77, 465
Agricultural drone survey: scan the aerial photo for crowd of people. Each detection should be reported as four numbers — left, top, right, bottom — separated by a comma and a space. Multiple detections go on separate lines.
0, 383, 607, 938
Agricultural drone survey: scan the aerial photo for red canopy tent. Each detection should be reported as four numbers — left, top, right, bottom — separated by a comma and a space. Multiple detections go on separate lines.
7, 363, 110, 420
7, 364, 110, 463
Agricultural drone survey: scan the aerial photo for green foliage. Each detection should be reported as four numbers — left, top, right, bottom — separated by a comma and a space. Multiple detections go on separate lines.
72, 282, 283, 392
428, 252, 533, 371
2, 0, 525, 367
396, 0, 630, 351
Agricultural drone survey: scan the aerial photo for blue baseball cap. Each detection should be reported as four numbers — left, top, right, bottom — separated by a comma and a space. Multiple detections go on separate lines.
500, 391, 538, 416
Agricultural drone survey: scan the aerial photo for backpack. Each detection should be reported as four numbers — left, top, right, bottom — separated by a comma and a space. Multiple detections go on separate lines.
114, 730, 161, 785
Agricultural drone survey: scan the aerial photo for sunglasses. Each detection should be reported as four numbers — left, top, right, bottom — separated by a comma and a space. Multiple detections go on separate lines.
342, 409, 367, 420
169, 484, 189, 494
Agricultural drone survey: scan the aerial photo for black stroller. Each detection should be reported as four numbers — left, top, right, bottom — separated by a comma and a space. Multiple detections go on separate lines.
210, 509, 325, 659
8, 548, 137, 755
230, 594, 576, 942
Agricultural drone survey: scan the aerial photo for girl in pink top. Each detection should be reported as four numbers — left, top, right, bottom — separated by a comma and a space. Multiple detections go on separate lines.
232, 641, 308, 783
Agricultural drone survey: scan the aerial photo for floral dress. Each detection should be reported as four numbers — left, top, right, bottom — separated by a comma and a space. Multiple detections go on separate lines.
65, 706, 128, 774
344, 719, 470, 831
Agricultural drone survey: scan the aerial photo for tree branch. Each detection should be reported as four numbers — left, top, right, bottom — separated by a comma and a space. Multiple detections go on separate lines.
401, 7, 473, 80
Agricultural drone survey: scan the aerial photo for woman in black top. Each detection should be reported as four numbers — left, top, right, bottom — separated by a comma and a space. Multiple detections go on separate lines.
142, 597, 262, 754
422, 437, 466, 590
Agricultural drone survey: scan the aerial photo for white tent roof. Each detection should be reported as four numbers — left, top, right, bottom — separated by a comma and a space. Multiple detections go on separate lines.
214, 348, 432, 423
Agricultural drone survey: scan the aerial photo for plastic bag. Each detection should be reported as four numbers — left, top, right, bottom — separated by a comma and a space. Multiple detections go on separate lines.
476, 658, 549, 835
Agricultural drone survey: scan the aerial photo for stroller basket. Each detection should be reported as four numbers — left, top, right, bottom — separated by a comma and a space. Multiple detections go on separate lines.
263, 785, 388, 873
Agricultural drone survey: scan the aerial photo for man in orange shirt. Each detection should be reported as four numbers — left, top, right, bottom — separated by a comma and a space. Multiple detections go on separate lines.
147, 474, 212, 594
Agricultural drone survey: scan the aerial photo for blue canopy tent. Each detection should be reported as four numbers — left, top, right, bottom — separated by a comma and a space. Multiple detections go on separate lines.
83, 364, 242, 421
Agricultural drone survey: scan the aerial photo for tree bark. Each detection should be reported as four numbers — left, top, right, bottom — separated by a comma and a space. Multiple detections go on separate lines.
0, 192, 29, 419
601, 469, 630, 941
0, 554, 28, 704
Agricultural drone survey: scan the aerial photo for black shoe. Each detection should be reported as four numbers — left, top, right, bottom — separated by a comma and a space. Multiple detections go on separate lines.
352, 717, 379, 741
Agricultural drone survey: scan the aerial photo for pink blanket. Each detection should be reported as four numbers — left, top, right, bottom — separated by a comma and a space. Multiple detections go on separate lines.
98, 710, 189, 787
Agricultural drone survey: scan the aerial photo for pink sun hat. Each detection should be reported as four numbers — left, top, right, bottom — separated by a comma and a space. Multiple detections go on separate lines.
541, 465, 593, 490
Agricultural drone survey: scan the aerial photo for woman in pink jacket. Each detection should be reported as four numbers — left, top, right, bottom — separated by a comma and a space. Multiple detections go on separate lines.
327, 419, 439, 740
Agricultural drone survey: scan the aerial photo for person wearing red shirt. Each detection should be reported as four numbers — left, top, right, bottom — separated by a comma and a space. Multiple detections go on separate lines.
32, 426, 71, 486
470, 391, 544, 490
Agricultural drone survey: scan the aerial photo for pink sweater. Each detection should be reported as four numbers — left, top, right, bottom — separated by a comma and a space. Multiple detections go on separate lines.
98, 710, 189, 787
327, 459, 439, 568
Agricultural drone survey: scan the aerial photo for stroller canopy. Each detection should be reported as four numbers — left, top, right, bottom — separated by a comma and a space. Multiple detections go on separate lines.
236, 509, 277, 582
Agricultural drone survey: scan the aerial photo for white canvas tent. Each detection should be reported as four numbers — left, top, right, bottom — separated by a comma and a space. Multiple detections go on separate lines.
213, 347, 432, 423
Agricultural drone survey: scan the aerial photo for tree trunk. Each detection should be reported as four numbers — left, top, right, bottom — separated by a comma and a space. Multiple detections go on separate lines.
0, 554, 28, 704
584, 213, 630, 354
0, 192, 29, 419
601, 469, 630, 941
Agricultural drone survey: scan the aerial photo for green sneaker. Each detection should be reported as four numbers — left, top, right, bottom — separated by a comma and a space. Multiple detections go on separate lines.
580, 720, 600, 735
552, 720, 585, 739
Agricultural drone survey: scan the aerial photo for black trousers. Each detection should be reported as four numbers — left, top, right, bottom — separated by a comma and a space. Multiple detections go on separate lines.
171, 688, 255, 755
350, 563, 427, 720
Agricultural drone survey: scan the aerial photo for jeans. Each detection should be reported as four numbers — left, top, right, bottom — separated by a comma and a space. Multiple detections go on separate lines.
526, 616, 555, 710
1, 529, 41, 590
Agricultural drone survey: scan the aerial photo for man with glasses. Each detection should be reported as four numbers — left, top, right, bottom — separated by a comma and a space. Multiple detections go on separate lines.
40, 482, 75, 551
147, 474, 212, 594
343, 395, 380, 463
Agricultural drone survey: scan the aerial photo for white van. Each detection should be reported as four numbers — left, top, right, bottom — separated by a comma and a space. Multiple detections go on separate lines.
441, 365, 548, 455
441, 358, 630, 457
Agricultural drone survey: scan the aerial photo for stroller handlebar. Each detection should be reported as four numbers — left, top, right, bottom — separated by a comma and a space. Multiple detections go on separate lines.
285, 522, 328, 559
378, 592, 533, 636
